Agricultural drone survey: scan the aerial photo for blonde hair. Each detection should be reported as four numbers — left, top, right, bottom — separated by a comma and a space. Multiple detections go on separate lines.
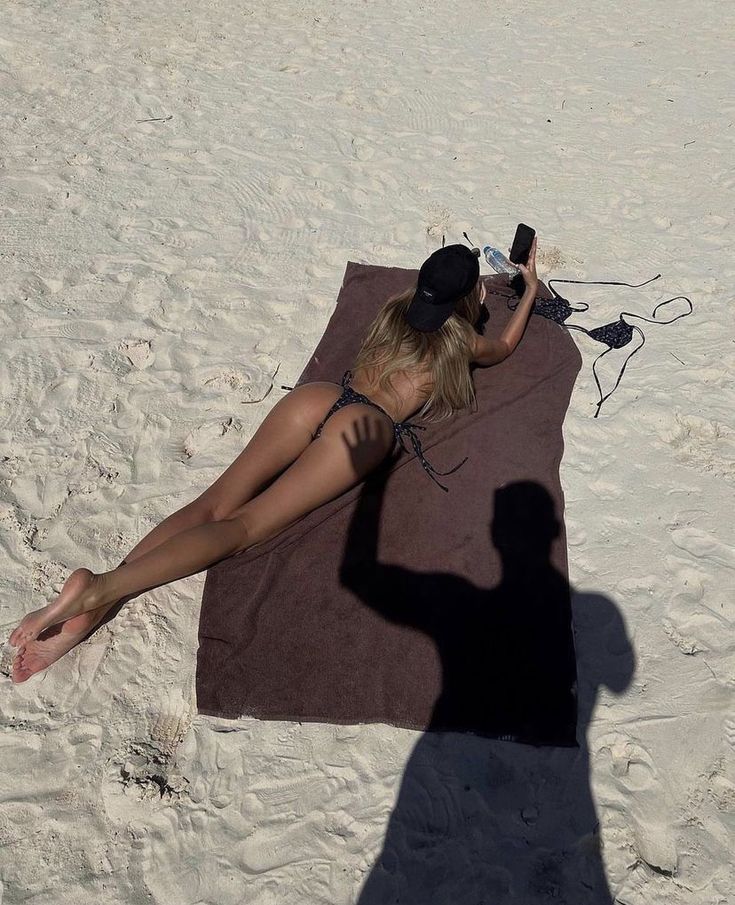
352, 280, 484, 423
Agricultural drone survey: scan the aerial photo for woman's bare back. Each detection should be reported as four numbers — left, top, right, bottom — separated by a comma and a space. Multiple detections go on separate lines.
349, 361, 434, 423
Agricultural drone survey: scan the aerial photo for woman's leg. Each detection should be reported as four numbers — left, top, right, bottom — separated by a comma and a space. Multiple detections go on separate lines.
106, 381, 341, 593
195, 381, 342, 520
10, 499, 215, 682
10, 383, 342, 681
9, 406, 394, 653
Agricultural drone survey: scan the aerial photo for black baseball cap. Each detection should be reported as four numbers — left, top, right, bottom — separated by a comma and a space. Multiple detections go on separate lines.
405, 244, 480, 332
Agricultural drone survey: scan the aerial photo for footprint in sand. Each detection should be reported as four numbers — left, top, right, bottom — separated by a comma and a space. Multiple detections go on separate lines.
597, 734, 657, 792
669, 525, 735, 571
149, 692, 194, 760
179, 417, 240, 462
0, 640, 17, 678
661, 413, 735, 481
118, 339, 154, 370
107, 698, 193, 802
725, 717, 735, 752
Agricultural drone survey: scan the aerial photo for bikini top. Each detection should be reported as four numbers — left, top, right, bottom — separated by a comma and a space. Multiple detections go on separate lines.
503, 273, 693, 417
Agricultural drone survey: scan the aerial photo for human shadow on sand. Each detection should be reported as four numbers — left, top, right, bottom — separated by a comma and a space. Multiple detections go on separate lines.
339, 472, 635, 905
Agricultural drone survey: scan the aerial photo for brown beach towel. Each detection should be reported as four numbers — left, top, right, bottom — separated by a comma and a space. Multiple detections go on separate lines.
196, 263, 582, 745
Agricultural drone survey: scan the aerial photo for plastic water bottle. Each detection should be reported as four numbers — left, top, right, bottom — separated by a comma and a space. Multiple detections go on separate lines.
483, 245, 518, 275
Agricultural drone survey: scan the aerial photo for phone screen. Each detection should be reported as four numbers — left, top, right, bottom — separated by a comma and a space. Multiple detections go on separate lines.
509, 223, 536, 265
509, 223, 535, 296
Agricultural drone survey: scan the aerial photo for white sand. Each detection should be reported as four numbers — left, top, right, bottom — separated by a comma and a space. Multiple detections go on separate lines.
1, 1, 734, 902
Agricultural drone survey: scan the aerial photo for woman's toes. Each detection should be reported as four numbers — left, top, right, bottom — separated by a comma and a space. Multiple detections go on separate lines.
9, 622, 22, 647
8, 568, 98, 649
10, 608, 55, 649
9, 612, 45, 649
12, 654, 32, 684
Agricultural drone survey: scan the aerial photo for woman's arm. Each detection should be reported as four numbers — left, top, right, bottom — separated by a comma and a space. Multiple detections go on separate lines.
472, 236, 539, 367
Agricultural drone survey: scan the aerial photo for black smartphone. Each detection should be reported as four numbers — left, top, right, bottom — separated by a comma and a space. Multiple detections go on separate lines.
509, 223, 536, 296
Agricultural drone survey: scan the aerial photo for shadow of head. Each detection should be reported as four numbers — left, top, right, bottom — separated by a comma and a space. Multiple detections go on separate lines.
491, 480, 560, 565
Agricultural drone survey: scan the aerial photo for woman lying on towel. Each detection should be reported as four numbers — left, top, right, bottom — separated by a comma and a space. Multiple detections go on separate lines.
9, 238, 539, 682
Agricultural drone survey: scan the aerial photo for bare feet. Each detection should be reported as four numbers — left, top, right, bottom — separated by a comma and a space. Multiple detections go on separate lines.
11, 603, 113, 684
9, 568, 104, 651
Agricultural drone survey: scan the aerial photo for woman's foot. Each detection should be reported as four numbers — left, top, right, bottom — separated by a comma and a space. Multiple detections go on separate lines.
9, 568, 105, 650
11, 603, 113, 684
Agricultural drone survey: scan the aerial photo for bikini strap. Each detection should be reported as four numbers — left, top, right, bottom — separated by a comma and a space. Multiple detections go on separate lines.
544, 274, 693, 417
395, 421, 468, 492
547, 273, 663, 296
620, 295, 693, 326
590, 325, 646, 418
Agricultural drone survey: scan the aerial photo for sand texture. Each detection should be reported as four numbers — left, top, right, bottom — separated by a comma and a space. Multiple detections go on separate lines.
1, 1, 734, 903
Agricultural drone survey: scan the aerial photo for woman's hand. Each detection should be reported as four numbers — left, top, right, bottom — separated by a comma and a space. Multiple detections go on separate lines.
515, 235, 538, 296
493, 236, 540, 357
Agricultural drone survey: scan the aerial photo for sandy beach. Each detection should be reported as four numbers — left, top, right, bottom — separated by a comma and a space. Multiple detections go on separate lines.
1, 1, 734, 902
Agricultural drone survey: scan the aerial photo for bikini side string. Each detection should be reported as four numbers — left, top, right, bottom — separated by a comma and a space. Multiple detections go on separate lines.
395, 422, 469, 492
